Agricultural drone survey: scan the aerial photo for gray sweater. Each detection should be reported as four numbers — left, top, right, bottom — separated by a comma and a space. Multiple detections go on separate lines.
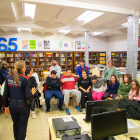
92, 78, 107, 89
49, 65, 61, 78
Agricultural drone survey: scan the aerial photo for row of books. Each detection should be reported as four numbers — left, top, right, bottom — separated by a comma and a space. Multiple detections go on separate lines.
0, 53, 5, 57
31, 58, 37, 62
7, 63, 14, 66
31, 62, 37, 66
61, 62, 65, 65
31, 53, 37, 57
39, 62, 45, 65
7, 54, 13, 57
15, 53, 22, 57
46, 53, 52, 57
7, 58, 13, 62
39, 53, 45, 57
67, 53, 73, 57
46, 62, 52, 65
39, 58, 45, 62
39, 67, 45, 71
0, 58, 5, 62
61, 58, 65, 61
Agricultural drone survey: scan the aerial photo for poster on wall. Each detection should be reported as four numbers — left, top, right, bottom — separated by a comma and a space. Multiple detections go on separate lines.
44, 40, 50, 49
75, 41, 81, 49
81, 42, 85, 50
22, 40, 29, 49
37, 40, 43, 49
29, 40, 36, 49
71, 41, 74, 49
63, 41, 69, 48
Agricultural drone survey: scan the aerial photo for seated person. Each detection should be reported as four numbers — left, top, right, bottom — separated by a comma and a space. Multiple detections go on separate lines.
129, 80, 140, 103
91, 75, 107, 101
75, 60, 89, 78
49, 59, 61, 78
116, 74, 132, 100
60, 69, 81, 115
45, 70, 63, 113
78, 70, 92, 114
103, 75, 119, 99
25, 70, 45, 119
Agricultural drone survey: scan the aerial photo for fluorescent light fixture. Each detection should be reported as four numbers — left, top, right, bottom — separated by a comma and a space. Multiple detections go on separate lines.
121, 19, 140, 26
58, 30, 71, 34
18, 28, 31, 32
24, 3, 36, 19
91, 32, 104, 36
76, 11, 104, 24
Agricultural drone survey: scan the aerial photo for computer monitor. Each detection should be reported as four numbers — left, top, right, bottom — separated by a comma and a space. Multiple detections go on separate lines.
84, 100, 118, 122
91, 110, 127, 140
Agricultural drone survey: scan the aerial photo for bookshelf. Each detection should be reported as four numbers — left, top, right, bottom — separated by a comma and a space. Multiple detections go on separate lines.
31, 53, 38, 66
99, 52, 106, 65
0, 52, 5, 67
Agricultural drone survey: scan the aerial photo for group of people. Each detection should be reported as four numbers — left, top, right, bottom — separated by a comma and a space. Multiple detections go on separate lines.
1, 59, 140, 140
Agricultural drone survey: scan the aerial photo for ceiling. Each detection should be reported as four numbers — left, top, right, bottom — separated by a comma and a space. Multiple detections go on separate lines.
0, 0, 140, 37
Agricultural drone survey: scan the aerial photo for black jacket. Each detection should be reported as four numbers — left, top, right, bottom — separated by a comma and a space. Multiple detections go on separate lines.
0, 67, 9, 85
29, 77, 37, 88
46, 76, 61, 90
118, 99, 140, 120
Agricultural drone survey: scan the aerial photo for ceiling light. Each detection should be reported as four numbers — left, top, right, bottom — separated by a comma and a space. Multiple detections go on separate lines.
24, 3, 36, 19
91, 32, 104, 36
121, 19, 140, 26
58, 30, 71, 34
76, 11, 104, 24
18, 28, 31, 32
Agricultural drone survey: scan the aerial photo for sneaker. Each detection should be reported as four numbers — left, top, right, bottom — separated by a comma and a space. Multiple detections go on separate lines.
39, 97, 45, 103
66, 108, 70, 115
46, 108, 50, 113
75, 106, 82, 112
31, 111, 36, 119
82, 108, 86, 114
58, 107, 63, 111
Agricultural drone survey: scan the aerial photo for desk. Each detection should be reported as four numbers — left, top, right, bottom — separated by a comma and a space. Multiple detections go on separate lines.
47, 114, 140, 140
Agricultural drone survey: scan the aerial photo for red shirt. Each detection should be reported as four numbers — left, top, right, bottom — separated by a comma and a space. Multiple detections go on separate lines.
60, 75, 78, 90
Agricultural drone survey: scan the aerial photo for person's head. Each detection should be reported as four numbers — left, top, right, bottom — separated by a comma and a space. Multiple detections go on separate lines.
123, 74, 132, 84
108, 60, 113, 68
109, 75, 118, 85
82, 70, 88, 78
13, 60, 26, 85
131, 80, 139, 97
2, 61, 7, 69
25, 70, 32, 78
30, 67, 35, 74
91, 75, 98, 84
52, 59, 57, 66
66, 69, 72, 77
80, 60, 85, 67
51, 70, 57, 79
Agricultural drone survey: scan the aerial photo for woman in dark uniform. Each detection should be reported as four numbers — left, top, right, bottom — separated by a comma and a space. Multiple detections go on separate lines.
3, 60, 36, 140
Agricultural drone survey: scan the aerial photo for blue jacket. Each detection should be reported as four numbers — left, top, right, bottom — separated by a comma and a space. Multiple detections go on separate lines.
3, 74, 33, 107
107, 81, 120, 95
0, 67, 9, 85
75, 65, 89, 77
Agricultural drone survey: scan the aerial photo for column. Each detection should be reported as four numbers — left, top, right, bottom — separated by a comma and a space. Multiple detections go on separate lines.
85, 31, 89, 66
126, 10, 139, 80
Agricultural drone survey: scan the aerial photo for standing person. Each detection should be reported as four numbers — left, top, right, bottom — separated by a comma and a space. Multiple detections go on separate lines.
60, 69, 81, 115
49, 59, 61, 78
25, 70, 45, 119
102, 60, 118, 81
129, 80, 140, 102
45, 70, 63, 113
103, 75, 120, 99
116, 74, 132, 100
2, 60, 36, 140
0, 61, 9, 85
78, 70, 92, 114
91, 75, 107, 101
75, 60, 89, 78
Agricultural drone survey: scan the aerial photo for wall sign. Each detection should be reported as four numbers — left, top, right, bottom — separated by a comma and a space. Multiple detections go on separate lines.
0, 37, 18, 51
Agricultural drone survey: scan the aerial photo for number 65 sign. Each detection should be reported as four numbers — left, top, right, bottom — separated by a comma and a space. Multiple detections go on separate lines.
0, 37, 18, 51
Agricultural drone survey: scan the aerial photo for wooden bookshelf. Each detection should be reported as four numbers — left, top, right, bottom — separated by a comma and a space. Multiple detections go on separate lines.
99, 52, 106, 65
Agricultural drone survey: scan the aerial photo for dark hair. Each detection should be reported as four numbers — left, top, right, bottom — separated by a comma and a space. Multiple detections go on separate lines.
131, 80, 139, 97
51, 70, 57, 75
91, 75, 98, 80
66, 69, 72, 72
123, 74, 132, 84
30, 67, 35, 72
109, 75, 118, 85
25, 70, 30, 75
53, 59, 57, 62
80, 60, 85, 63
82, 69, 88, 75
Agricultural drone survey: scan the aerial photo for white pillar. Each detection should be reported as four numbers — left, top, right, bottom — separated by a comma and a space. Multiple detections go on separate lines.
85, 31, 89, 66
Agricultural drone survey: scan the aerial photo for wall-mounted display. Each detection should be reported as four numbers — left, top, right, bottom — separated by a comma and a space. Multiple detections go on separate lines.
44, 40, 50, 49
22, 40, 28, 49
75, 41, 81, 49
29, 40, 36, 49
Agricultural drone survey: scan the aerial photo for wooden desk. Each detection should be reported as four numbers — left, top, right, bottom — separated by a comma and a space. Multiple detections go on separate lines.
47, 114, 140, 140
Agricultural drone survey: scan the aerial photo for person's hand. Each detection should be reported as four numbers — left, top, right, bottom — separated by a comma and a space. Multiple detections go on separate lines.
31, 87, 37, 95
130, 97, 133, 100
86, 89, 90, 93
62, 80, 65, 83
5, 107, 10, 114
48, 86, 51, 88
110, 94, 113, 98
83, 89, 86, 92
76, 75, 79, 78
120, 95, 123, 99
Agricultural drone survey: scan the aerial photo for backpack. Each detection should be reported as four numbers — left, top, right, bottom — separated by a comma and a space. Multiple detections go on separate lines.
42, 82, 47, 98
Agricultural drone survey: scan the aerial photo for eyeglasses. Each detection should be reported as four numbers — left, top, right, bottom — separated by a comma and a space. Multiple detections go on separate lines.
132, 84, 136, 85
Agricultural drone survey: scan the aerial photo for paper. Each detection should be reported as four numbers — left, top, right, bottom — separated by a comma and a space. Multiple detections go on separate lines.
29, 40, 36, 49
63, 117, 73, 122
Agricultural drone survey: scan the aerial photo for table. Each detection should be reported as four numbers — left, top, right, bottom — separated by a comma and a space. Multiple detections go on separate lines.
47, 114, 140, 140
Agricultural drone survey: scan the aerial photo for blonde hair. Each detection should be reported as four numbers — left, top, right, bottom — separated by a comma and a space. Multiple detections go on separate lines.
13, 60, 26, 85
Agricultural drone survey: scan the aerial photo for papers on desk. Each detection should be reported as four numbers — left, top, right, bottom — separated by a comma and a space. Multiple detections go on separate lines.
63, 117, 73, 122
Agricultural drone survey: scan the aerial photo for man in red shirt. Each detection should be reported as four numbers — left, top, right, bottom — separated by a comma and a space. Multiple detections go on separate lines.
60, 69, 81, 115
